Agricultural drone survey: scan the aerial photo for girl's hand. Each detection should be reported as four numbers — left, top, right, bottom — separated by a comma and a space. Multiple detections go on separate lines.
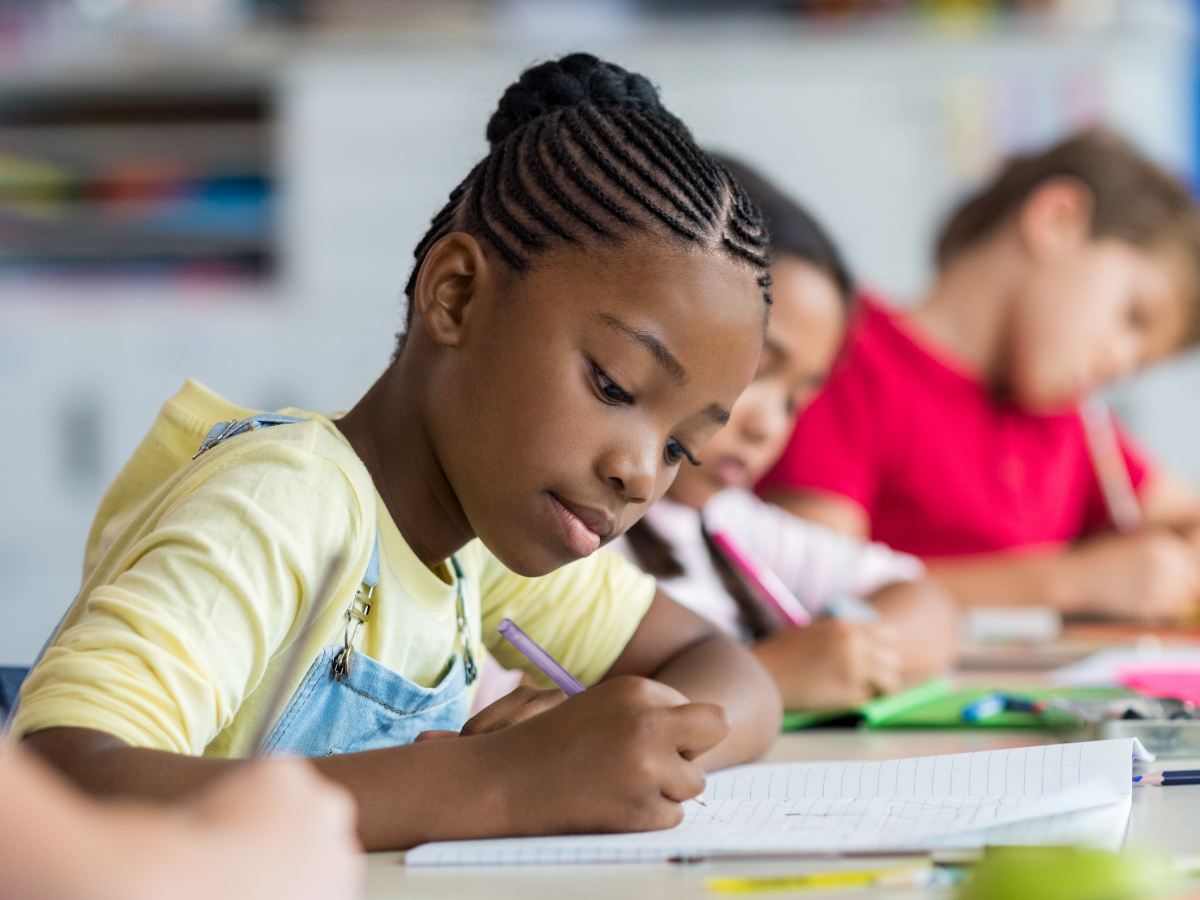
1070, 529, 1200, 621
483, 675, 728, 835
413, 684, 567, 743
460, 684, 567, 735
752, 619, 903, 710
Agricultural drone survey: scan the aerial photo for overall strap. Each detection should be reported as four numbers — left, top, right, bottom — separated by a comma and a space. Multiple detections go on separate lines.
194, 412, 382, 676
193, 413, 310, 459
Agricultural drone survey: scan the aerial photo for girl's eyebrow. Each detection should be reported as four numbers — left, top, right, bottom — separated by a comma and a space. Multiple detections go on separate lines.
596, 312, 729, 424
598, 313, 688, 384
704, 403, 732, 426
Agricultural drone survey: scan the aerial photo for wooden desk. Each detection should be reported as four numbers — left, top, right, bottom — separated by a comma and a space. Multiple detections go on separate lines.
362, 730, 1200, 899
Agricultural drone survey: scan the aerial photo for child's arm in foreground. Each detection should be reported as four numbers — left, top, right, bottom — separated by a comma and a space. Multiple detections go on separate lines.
24, 591, 778, 851
0, 747, 361, 900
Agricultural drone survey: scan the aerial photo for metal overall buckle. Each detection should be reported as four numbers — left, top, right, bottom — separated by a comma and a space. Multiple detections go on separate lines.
193, 419, 241, 459
450, 556, 478, 685
331, 582, 373, 681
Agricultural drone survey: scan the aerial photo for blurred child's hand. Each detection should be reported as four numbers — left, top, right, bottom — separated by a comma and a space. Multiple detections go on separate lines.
486, 675, 727, 834
179, 760, 363, 900
752, 619, 903, 710
461, 684, 567, 735
1071, 529, 1200, 621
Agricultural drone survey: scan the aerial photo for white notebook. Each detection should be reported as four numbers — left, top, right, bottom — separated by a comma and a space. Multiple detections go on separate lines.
406, 738, 1143, 866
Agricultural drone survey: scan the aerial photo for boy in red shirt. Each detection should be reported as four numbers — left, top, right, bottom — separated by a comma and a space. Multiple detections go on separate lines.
760, 128, 1200, 620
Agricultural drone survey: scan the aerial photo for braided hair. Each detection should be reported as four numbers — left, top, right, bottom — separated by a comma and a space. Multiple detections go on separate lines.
399, 53, 772, 343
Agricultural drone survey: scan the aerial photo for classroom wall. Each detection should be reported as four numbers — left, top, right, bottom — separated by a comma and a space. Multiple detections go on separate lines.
3, 19, 1198, 663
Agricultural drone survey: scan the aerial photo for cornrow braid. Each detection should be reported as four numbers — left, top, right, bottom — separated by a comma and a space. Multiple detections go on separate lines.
581, 104, 710, 229
400, 53, 772, 344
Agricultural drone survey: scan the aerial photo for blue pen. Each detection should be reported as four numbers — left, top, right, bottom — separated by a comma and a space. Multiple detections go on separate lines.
961, 694, 1006, 723
1135, 770, 1200, 785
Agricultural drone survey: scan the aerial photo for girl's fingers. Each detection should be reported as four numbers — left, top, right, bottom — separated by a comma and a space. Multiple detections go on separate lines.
668, 702, 731, 757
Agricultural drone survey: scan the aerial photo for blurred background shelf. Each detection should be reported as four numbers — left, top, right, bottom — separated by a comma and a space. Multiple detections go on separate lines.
0, 77, 277, 282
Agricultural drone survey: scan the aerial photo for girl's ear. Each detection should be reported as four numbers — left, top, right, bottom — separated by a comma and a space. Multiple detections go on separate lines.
1016, 176, 1095, 261
410, 233, 491, 347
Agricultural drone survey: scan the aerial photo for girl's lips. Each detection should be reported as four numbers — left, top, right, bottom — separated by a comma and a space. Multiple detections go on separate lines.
547, 493, 605, 557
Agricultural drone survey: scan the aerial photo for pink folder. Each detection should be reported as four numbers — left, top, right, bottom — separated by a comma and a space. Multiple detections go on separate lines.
1120, 668, 1200, 705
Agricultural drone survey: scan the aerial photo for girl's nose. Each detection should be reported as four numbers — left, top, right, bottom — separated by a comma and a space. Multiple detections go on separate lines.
597, 441, 656, 505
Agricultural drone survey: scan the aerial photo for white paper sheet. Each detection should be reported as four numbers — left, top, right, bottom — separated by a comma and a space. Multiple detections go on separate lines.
405, 738, 1138, 866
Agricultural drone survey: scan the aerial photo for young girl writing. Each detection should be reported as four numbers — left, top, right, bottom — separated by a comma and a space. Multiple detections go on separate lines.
11, 53, 781, 850
760, 128, 1200, 619
618, 157, 958, 711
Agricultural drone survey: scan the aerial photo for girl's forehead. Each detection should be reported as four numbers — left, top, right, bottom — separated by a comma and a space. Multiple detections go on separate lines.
522, 239, 765, 326
511, 242, 766, 402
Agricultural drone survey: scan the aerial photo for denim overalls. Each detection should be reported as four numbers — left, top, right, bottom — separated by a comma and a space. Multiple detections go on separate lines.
7, 413, 477, 755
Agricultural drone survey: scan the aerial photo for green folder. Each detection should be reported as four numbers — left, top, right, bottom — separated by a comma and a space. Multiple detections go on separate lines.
781, 681, 1134, 731
782, 678, 954, 731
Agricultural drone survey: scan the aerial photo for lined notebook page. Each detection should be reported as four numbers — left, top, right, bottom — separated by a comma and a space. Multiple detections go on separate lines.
406, 738, 1137, 866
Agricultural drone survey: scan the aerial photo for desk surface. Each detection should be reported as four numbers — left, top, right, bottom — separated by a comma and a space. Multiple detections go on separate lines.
362, 730, 1200, 899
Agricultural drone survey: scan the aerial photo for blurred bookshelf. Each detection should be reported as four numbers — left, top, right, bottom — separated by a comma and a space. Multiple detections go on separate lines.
0, 76, 277, 287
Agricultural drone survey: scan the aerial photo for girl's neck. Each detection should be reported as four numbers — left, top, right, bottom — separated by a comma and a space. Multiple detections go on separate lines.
334, 363, 474, 570
909, 236, 1019, 389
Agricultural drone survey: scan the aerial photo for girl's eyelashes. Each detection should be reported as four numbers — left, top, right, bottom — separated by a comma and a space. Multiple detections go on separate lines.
590, 360, 697, 467
591, 363, 635, 405
665, 438, 700, 467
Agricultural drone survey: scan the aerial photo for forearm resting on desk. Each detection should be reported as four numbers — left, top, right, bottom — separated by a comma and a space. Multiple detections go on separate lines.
928, 530, 1200, 621
22, 726, 515, 851
22, 657, 771, 852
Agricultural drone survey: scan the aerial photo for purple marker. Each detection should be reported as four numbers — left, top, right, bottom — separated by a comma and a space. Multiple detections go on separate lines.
498, 618, 586, 696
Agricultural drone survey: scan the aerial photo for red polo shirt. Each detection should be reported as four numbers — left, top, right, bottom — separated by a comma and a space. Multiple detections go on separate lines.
757, 296, 1152, 559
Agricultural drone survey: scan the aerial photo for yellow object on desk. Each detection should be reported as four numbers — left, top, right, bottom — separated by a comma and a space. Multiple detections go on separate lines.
705, 861, 938, 893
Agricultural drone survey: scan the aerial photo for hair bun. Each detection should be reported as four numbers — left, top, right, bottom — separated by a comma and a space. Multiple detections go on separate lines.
486, 53, 674, 147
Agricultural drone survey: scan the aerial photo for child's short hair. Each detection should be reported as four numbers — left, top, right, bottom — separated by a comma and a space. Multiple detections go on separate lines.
399, 53, 774, 344
712, 154, 855, 307
937, 127, 1200, 343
